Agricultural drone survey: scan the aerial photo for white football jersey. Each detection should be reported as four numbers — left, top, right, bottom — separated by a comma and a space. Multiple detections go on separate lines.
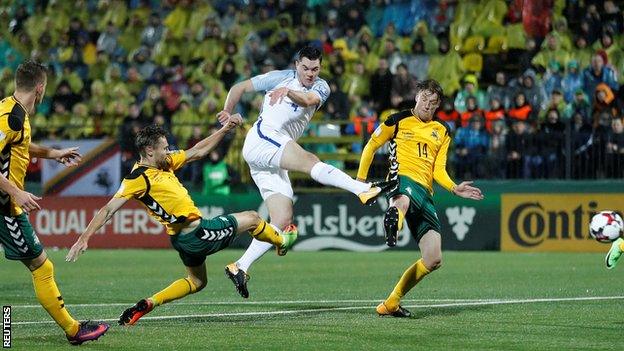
250, 70, 330, 140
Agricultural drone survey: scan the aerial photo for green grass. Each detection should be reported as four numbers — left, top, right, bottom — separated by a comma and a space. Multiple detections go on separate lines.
1, 249, 623, 350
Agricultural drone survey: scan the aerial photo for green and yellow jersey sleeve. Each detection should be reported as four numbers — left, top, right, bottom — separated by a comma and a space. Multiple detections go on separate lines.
114, 173, 148, 199
357, 122, 395, 180
432, 131, 456, 192
167, 150, 187, 171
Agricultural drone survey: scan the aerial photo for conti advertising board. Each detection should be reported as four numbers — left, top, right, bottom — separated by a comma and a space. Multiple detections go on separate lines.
501, 194, 624, 252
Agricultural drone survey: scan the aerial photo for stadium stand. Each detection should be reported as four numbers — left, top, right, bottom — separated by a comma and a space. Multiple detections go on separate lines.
1, 0, 623, 192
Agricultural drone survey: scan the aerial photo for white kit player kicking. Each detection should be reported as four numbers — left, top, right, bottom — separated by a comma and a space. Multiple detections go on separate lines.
217, 46, 393, 298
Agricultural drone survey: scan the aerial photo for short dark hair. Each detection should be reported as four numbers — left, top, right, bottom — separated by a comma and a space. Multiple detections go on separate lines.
15, 60, 47, 91
295, 46, 322, 64
135, 125, 168, 157
416, 79, 443, 101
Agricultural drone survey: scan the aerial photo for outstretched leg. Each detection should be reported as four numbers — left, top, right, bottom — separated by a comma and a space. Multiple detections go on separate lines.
119, 263, 206, 326
232, 210, 297, 254
280, 141, 390, 204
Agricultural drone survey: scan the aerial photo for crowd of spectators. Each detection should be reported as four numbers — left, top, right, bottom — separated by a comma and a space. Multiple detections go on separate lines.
1, 0, 624, 190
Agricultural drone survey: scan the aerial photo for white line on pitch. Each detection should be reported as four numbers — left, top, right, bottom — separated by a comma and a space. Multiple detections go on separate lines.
9, 298, 475, 309
12, 295, 624, 325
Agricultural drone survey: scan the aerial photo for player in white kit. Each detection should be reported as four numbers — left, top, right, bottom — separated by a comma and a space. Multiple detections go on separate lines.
217, 46, 392, 298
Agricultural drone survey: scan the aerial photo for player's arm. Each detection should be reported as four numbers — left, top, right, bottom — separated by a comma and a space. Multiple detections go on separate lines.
184, 114, 243, 163
29, 142, 82, 167
280, 89, 320, 107
432, 134, 457, 193
218, 70, 291, 123
0, 125, 41, 212
65, 196, 128, 262
356, 122, 395, 181
220, 80, 254, 116
0, 173, 40, 213
67, 171, 148, 262
270, 79, 330, 108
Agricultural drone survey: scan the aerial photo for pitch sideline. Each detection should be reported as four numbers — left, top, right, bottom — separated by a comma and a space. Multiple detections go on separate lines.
12, 295, 624, 325
10, 298, 478, 309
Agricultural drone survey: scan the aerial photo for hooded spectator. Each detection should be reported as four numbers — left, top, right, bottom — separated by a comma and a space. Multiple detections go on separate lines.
582, 51, 619, 99
455, 74, 487, 113
562, 59, 583, 102
486, 71, 513, 110
517, 68, 547, 112
591, 83, 618, 128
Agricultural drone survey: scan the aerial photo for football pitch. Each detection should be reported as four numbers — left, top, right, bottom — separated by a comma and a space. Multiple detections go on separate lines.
1, 249, 622, 350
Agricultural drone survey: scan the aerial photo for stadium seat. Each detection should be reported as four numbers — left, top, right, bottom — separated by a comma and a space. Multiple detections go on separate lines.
317, 123, 341, 137
470, 0, 508, 37
450, 2, 477, 51
462, 53, 483, 73
460, 35, 485, 54
483, 35, 508, 54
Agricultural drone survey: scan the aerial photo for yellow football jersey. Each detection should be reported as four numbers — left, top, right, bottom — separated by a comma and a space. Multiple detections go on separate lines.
0, 96, 32, 216
358, 110, 456, 194
114, 150, 202, 234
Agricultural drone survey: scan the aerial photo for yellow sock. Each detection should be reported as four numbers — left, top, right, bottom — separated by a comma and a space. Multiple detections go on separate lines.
251, 219, 283, 246
619, 240, 624, 251
385, 259, 431, 311
151, 278, 198, 306
397, 207, 405, 231
31, 259, 80, 336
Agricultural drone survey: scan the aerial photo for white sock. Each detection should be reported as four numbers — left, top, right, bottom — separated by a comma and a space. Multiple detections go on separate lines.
236, 224, 282, 272
236, 239, 272, 272
310, 162, 370, 195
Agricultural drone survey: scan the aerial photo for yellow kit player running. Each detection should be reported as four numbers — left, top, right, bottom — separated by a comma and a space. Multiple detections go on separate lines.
0, 60, 108, 345
66, 123, 297, 326
357, 79, 484, 317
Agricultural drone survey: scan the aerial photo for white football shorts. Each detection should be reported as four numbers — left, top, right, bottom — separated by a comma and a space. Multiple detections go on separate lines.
242, 118, 294, 200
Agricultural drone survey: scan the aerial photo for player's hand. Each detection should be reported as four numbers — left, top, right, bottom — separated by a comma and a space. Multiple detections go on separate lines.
66, 238, 89, 262
216, 110, 231, 125
268, 87, 289, 106
452, 181, 484, 200
223, 113, 243, 131
13, 190, 41, 213
53, 147, 82, 167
